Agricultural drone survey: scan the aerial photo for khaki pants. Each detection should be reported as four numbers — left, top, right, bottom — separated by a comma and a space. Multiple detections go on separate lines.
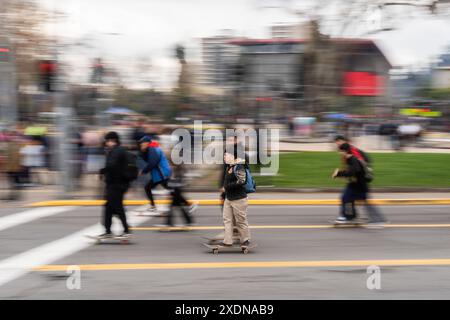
223, 197, 250, 245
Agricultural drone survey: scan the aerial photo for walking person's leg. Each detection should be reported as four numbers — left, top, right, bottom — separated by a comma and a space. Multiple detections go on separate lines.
166, 189, 176, 226
13, 172, 22, 199
144, 180, 156, 208
222, 199, 234, 245
177, 189, 189, 207
7, 172, 19, 200
112, 186, 130, 234
340, 186, 357, 221
340, 186, 351, 220
231, 198, 250, 244
172, 188, 192, 225
363, 192, 386, 224
103, 187, 114, 235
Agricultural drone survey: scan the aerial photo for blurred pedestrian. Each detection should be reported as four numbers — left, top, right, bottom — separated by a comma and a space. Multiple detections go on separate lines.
4, 131, 23, 200
137, 135, 172, 215
131, 119, 147, 150
162, 159, 195, 228
334, 135, 370, 163
221, 152, 251, 247
97, 131, 131, 239
20, 138, 45, 186
83, 130, 105, 199
332, 143, 386, 228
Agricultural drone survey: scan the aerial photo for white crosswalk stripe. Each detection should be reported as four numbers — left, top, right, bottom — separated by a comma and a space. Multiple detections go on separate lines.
0, 207, 76, 232
0, 205, 154, 288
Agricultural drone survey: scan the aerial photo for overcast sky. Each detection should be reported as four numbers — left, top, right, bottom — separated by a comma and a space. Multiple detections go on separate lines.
39, 0, 450, 89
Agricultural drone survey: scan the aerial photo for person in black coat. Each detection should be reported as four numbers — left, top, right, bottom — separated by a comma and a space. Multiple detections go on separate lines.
98, 131, 130, 238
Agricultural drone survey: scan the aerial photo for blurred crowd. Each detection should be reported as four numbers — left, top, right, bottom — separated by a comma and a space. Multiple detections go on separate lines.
0, 120, 180, 200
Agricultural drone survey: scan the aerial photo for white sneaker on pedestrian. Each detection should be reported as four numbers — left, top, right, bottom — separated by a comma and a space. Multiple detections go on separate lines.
134, 206, 159, 216
188, 202, 198, 214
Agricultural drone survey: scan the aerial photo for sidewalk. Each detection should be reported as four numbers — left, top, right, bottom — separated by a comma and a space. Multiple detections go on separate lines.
4, 186, 447, 207
279, 135, 450, 153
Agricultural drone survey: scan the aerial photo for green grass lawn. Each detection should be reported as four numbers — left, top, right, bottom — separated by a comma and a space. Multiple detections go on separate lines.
253, 152, 450, 188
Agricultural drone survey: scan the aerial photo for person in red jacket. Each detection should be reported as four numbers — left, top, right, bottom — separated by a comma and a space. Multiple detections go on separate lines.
334, 135, 370, 164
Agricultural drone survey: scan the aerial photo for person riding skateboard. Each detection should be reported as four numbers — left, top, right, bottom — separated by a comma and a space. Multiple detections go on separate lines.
137, 135, 172, 215
97, 131, 131, 239
332, 143, 386, 228
220, 152, 251, 247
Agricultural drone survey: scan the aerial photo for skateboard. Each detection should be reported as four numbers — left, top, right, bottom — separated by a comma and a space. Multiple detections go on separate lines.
203, 243, 257, 255
201, 236, 240, 246
85, 235, 132, 245
330, 219, 367, 228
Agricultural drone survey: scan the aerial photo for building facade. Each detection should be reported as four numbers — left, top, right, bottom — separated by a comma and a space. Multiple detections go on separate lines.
229, 38, 392, 114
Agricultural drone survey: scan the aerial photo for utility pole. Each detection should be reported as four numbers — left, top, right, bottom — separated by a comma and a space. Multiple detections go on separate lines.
0, 9, 18, 127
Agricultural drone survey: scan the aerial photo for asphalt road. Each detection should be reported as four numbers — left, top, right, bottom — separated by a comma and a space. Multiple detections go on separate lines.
0, 203, 450, 299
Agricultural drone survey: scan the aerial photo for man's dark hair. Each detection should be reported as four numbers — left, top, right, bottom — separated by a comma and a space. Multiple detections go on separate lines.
104, 131, 120, 145
339, 142, 352, 153
334, 135, 347, 142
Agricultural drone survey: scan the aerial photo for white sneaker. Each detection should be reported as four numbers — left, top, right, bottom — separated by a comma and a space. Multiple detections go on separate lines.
188, 202, 198, 214
134, 206, 158, 216
335, 217, 348, 223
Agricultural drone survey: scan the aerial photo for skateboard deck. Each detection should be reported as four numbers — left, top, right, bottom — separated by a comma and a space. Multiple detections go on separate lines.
85, 235, 132, 244
201, 236, 240, 245
330, 220, 366, 228
203, 243, 257, 254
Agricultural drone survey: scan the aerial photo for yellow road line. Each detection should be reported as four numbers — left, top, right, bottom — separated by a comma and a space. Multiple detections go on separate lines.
28, 199, 450, 207
131, 224, 450, 231
34, 258, 450, 272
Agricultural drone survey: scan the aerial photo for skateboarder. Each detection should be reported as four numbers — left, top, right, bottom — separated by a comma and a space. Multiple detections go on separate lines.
211, 136, 246, 244
220, 152, 251, 247
163, 159, 195, 227
334, 135, 370, 164
332, 143, 386, 228
97, 132, 131, 239
334, 135, 372, 220
137, 135, 172, 215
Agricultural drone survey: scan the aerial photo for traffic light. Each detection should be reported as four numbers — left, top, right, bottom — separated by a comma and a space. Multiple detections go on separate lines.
39, 60, 57, 92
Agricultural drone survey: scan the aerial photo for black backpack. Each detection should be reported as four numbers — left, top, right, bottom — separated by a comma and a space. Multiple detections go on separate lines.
356, 158, 374, 183
123, 151, 139, 182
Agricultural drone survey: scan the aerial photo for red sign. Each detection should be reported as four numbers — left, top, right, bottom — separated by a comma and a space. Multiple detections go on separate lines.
342, 72, 383, 96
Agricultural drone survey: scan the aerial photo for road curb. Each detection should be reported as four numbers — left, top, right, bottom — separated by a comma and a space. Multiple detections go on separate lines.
28, 199, 450, 207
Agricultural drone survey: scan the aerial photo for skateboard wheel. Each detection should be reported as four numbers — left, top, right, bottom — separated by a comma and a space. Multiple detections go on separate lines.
212, 249, 219, 255
242, 248, 249, 254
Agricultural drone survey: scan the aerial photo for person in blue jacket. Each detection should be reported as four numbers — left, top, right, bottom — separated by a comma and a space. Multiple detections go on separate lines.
138, 136, 172, 214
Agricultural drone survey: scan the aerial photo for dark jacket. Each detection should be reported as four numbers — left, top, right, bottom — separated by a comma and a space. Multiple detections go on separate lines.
350, 145, 371, 164
100, 145, 128, 186
219, 143, 249, 188
223, 162, 247, 201
336, 155, 368, 193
